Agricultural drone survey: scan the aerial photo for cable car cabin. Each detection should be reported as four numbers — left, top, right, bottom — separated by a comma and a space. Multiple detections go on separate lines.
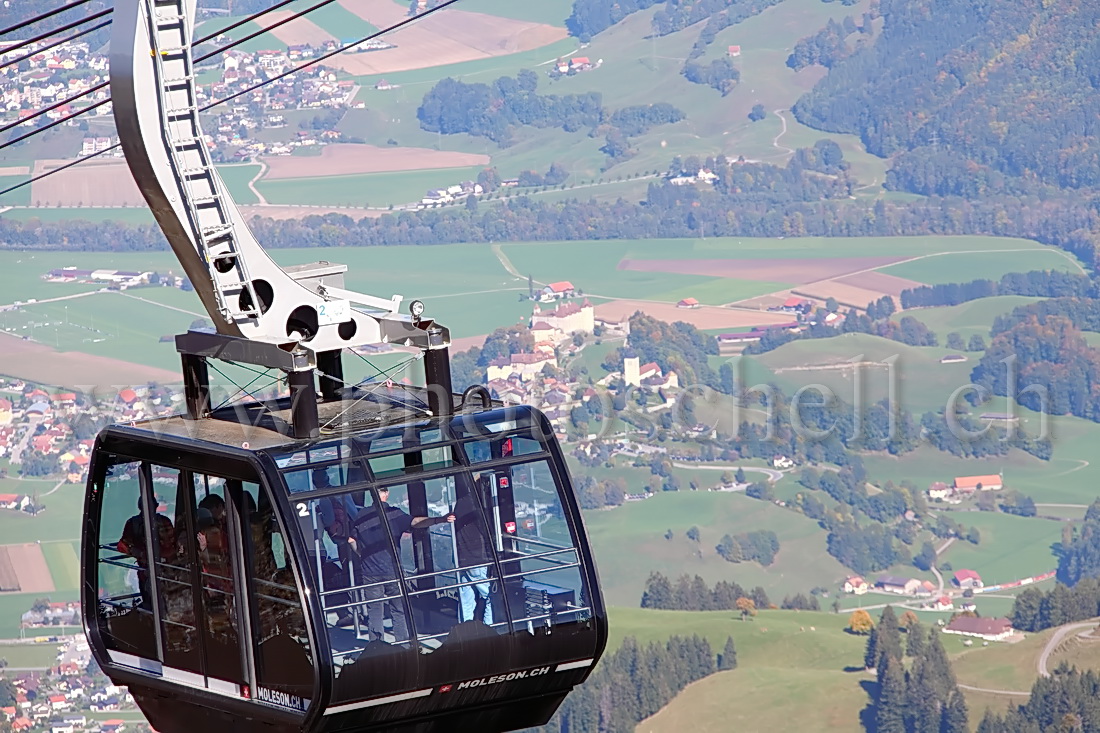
82, 390, 607, 733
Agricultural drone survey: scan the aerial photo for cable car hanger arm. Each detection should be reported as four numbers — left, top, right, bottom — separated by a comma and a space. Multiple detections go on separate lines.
110, 0, 444, 355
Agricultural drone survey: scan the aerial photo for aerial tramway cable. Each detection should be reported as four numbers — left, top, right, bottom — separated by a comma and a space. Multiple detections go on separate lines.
0, 0, 95, 39
0, 0, 466, 201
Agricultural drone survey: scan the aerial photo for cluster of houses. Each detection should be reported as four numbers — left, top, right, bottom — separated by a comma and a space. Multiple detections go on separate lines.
1, 636, 137, 732
843, 568, 983, 598
716, 297, 845, 352
418, 180, 486, 208
477, 291, 681, 434
0, 40, 110, 124
0, 379, 180, 484
550, 56, 600, 76
21, 601, 81, 629
928, 473, 1004, 503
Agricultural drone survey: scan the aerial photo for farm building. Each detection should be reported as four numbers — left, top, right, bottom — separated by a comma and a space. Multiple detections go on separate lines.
954, 474, 1002, 491
952, 569, 983, 589
942, 616, 1014, 642
677, 298, 700, 309
940, 354, 967, 364
980, 412, 1019, 423
932, 595, 953, 611
843, 576, 868, 595
541, 281, 575, 300
928, 481, 951, 500
728, 45, 741, 57
876, 575, 920, 595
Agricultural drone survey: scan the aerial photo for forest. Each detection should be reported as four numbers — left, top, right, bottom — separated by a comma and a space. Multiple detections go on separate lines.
978, 667, 1100, 732
531, 632, 733, 733
416, 71, 604, 144
792, 0, 1100, 193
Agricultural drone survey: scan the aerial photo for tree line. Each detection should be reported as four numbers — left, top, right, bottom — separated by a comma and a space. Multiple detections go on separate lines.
899, 270, 1096, 310
640, 571, 772, 611
530, 633, 734, 733
978, 667, 1100, 732
7, 166, 1100, 279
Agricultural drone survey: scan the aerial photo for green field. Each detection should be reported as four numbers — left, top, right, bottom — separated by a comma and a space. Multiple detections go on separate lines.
901, 296, 1045, 343
216, 164, 262, 205
0, 642, 60, 668
611, 607, 867, 732
939, 513, 1062, 585
0, 175, 31, 206
459, 0, 573, 25
0, 208, 156, 224
583, 490, 851, 607
882, 248, 1085, 284
42, 541, 81, 592
255, 167, 487, 207
752, 332, 976, 413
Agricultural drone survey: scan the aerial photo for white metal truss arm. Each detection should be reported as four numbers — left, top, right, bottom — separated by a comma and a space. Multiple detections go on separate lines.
110, 0, 429, 352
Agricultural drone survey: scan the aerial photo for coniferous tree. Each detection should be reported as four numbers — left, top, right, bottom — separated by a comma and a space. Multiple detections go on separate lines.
864, 625, 880, 669
718, 636, 737, 670
906, 621, 926, 658
940, 690, 969, 733
875, 654, 907, 733
876, 606, 903, 668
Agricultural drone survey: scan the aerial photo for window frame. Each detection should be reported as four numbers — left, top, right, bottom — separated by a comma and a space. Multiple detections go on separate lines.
84, 433, 321, 720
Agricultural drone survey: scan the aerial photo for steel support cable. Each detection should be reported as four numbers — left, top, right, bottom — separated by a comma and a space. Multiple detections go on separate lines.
0, 8, 111, 63
0, 19, 112, 73
0, 0, 94, 38
0, 0, 467, 200
1, 0, 371, 138
201, 0, 464, 110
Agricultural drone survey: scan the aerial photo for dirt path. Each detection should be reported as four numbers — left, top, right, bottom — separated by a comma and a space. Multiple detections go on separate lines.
116, 291, 204, 318
248, 160, 268, 205
772, 109, 793, 155
957, 683, 1030, 697
491, 243, 525, 281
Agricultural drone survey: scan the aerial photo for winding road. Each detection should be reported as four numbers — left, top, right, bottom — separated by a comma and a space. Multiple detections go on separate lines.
670, 462, 785, 483
1037, 621, 1097, 677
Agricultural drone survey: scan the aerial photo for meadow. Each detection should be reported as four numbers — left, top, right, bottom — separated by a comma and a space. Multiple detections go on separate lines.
938, 512, 1063, 585
900, 295, 1045, 343
0, 642, 61, 668
752, 332, 976, 414
881, 248, 1085, 284
582, 489, 852, 607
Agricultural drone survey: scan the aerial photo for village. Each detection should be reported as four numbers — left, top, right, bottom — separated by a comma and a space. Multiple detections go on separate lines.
1, 633, 144, 733
0, 34, 365, 164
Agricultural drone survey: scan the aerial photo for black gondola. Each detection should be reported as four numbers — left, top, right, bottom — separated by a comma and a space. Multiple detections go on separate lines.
82, 386, 607, 732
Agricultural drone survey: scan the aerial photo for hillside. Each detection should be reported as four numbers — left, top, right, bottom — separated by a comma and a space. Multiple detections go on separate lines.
792, 0, 1100, 195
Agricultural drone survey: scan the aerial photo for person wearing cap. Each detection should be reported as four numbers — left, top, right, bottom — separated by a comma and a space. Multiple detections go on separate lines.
350, 486, 454, 643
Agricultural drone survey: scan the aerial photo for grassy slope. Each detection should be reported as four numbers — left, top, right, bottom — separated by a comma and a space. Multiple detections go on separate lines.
255, 166, 487, 207
900, 296, 1045, 343
584, 490, 851, 607
939, 513, 1062, 585
613, 608, 868, 732
753, 332, 975, 413
882, 248, 1085, 284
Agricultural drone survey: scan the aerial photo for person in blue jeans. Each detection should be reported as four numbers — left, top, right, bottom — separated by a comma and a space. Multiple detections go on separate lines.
454, 483, 494, 625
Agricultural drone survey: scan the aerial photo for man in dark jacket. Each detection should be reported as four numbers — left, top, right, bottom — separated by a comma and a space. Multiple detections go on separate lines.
350, 487, 453, 643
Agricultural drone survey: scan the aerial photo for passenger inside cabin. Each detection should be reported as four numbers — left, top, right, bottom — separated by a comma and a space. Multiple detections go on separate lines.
117, 497, 175, 611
